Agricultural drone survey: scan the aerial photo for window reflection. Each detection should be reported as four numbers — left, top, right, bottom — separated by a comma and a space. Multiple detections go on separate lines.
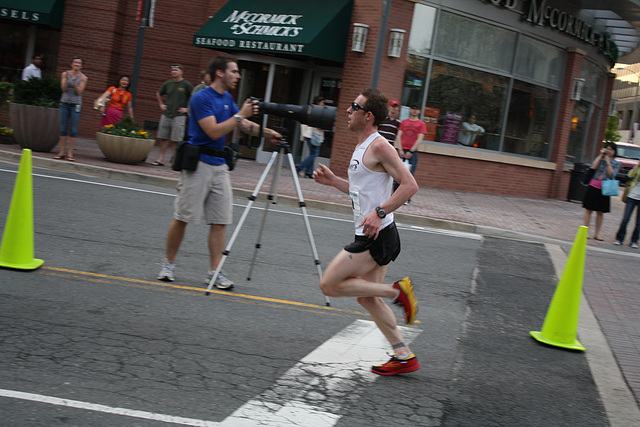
408, 3, 436, 54
423, 60, 507, 149
504, 81, 556, 158
514, 36, 564, 87
401, 55, 428, 108
566, 101, 592, 163
434, 11, 516, 74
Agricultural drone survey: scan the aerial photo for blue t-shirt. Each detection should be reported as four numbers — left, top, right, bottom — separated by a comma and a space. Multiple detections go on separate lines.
188, 87, 239, 165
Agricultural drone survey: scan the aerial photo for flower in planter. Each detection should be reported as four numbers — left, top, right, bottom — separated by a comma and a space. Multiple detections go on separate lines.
0, 125, 14, 136
0, 123, 15, 144
100, 115, 154, 139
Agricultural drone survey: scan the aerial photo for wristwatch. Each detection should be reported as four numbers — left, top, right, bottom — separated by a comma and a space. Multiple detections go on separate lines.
234, 114, 243, 123
375, 206, 386, 218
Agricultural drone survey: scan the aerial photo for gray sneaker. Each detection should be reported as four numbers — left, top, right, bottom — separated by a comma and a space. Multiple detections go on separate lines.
631, 243, 639, 249
157, 260, 175, 282
206, 270, 234, 290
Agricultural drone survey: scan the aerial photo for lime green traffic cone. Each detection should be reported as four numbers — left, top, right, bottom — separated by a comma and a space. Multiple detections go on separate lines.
0, 149, 44, 270
530, 225, 587, 351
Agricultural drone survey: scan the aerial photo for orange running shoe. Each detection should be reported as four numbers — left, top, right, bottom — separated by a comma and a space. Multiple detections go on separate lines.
371, 353, 421, 375
392, 277, 418, 325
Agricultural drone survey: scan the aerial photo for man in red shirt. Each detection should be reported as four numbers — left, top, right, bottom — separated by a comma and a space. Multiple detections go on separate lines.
394, 104, 426, 204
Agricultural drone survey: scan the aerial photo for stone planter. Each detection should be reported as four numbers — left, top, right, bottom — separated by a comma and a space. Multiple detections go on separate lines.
96, 132, 155, 164
10, 103, 60, 152
0, 134, 16, 144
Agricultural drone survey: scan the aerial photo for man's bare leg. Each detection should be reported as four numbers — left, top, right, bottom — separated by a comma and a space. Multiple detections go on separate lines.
320, 249, 419, 374
155, 138, 169, 164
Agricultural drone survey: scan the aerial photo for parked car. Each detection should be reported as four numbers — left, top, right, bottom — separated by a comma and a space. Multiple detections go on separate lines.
615, 142, 640, 183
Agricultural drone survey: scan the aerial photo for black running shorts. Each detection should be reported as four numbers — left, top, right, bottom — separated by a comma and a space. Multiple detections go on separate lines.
344, 222, 401, 266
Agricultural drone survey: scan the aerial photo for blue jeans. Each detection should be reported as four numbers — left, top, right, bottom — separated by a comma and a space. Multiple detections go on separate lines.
615, 197, 640, 244
296, 139, 320, 175
393, 149, 418, 193
59, 103, 81, 137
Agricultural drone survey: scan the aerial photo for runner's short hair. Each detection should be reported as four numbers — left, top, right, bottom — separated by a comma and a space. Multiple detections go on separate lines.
361, 88, 389, 126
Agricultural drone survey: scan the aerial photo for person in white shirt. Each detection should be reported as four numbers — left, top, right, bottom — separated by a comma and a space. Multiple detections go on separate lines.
457, 114, 485, 147
22, 55, 42, 81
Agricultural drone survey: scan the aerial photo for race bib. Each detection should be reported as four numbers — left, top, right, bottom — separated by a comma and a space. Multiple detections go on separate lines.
349, 190, 361, 217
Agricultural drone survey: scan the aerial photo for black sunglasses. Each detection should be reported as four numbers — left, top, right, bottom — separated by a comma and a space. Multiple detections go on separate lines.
351, 102, 370, 113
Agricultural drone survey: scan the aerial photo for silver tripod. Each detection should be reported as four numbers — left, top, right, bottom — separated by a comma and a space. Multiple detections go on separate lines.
205, 142, 330, 306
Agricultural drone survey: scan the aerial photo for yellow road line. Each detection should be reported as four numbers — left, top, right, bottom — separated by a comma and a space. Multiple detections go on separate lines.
39, 266, 421, 325
40, 266, 363, 314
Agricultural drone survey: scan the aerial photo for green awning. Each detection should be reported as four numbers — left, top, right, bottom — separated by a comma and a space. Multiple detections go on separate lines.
194, 0, 353, 63
0, 0, 66, 27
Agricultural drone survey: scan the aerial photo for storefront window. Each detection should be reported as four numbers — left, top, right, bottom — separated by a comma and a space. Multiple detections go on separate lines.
424, 61, 507, 148
433, 11, 516, 74
504, 81, 557, 158
566, 101, 593, 163
0, 21, 60, 82
408, 3, 436, 54
514, 36, 564, 87
401, 55, 428, 108
580, 60, 604, 104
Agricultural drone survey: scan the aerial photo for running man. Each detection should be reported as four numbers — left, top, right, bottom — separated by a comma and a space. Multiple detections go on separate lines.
313, 88, 420, 375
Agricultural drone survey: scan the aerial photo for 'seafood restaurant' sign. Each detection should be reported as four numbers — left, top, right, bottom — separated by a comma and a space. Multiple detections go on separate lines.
194, 9, 307, 54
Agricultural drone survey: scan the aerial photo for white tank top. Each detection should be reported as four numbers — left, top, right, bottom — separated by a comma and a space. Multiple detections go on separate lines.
348, 132, 394, 235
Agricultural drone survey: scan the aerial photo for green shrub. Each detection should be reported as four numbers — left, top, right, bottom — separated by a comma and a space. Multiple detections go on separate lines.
12, 75, 61, 108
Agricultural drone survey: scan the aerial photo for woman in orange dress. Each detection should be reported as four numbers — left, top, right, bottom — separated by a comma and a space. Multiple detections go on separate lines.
99, 75, 134, 127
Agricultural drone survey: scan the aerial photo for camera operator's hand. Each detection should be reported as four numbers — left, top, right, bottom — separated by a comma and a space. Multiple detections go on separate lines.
266, 128, 282, 142
239, 98, 258, 119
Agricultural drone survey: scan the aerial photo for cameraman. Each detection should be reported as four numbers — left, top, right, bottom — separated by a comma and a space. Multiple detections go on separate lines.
157, 55, 281, 289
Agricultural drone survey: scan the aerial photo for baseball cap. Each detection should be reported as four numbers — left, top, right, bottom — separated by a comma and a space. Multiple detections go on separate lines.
390, 99, 400, 106
410, 104, 420, 109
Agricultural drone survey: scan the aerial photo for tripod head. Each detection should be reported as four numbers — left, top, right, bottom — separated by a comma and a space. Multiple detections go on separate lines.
272, 125, 292, 153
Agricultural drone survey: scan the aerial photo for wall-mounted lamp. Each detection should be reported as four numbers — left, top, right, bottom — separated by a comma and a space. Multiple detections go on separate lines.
609, 98, 618, 117
571, 77, 586, 101
388, 28, 406, 57
352, 23, 369, 53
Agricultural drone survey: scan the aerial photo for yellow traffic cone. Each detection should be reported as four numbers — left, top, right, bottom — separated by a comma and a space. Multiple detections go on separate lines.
0, 149, 44, 270
530, 225, 587, 351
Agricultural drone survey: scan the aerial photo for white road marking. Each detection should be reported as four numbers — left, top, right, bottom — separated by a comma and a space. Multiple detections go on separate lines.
221, 319, 422, 426
0, 388, 217, 426
0, 320, 421, 426
1, 166, 482, 240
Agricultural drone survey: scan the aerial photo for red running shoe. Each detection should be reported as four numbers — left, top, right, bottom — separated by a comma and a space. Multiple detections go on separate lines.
372, 353, 421, 375
392, 277, 418, 325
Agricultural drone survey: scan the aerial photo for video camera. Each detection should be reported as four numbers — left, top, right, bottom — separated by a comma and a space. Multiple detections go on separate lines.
250, 97, 336, 131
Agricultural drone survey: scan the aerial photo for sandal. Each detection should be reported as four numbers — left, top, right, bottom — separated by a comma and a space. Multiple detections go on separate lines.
66, 157, 76, 162
151, 161, 164, 166
594, 236, 604, 241
54, 154, 66, 160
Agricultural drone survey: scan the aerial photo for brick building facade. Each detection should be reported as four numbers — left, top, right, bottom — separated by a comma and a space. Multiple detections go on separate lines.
2, 0, 637, 199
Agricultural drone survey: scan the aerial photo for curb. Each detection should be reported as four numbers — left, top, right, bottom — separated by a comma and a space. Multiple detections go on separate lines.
0, 149, 562, 244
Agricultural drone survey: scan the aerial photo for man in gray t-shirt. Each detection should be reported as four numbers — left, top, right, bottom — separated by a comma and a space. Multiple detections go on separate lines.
151, 64, 193, 166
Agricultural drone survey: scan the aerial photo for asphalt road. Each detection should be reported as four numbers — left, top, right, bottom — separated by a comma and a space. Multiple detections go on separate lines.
0, 164, 608, 426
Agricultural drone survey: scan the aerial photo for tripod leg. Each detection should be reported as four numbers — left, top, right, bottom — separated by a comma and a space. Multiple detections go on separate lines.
247, 146, 285, 280
205, 151, 279, 295
285, 152, 331, 306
